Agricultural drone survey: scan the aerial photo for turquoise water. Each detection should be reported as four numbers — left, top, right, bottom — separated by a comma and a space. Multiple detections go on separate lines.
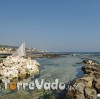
35, 53, 100, 83
36, 55, 84, 83
0, 53, 100, 98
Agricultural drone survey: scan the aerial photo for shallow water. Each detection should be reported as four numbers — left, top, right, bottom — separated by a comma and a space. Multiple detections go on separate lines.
0, 53, 100, 98
36, 55, 83, 83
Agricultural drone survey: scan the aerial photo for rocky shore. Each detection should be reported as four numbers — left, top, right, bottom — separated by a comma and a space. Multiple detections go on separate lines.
28, 53, 61, 58
0, 56, 40, 82
0, 53, 62, 59
0, 54, 100, 99
64, 59, 100, 99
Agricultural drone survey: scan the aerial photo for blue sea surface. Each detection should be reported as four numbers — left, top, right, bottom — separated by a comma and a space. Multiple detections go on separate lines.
35, 52, 100, 83
1, 52, 100, 98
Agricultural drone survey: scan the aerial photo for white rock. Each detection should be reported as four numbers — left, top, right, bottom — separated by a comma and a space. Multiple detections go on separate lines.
97, 94, 100, 97
0, 63, 3, 67
26, 65, 32, 70
0, 55, 40, 80
88, 60, 92, 64
2, 66, 5, 69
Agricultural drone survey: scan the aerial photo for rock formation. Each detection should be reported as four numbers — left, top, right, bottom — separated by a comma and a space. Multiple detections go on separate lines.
0, 56, 40, 82
64, 59, 100, 99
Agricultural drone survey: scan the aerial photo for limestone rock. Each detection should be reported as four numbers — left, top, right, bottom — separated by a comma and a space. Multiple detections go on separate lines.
85, 87, 97, 99
75, 94, 85, 99
0, 56, 40, 81
63, 59, 100, 99
74, 82, 85, 94
82, 59, 98, 65
93, 78, 100, 93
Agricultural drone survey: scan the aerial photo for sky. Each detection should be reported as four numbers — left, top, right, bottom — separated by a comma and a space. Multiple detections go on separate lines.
0, 0, 100, 52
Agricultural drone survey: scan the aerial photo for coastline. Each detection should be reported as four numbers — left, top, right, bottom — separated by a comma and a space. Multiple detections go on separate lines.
0, 53, 100, 99
38, 59, 100, 99
62, 59, 100, 99
0, 53, 63, 59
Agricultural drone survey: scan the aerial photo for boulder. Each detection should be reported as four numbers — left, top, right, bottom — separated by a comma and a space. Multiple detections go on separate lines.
80, 76, 93, 88
74, 82, 85, 94
63, 59, 100, 99
0, 56, 40, 81
93, 78, 100, 93
84, 87, 97, 99
18, 69, 26, 80
75, 94, 85, 99
82, 59, 98, 65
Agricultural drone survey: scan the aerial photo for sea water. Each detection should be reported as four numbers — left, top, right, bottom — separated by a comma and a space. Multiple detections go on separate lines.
35, 52, 100, 83
0, 53, 100, 98
36, 55, 83, 83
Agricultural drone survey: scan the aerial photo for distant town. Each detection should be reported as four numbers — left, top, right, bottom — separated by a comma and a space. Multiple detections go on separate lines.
0, 44, 47, 53
0, 44, 61, 59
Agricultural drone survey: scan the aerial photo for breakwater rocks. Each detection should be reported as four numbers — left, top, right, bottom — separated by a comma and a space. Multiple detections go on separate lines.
29, 53, 61, 58
64, 60, 100, 99
0, 53, 62, 58
0, 56, 40, 82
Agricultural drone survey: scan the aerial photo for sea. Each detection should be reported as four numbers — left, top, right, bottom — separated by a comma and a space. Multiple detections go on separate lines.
35, 52, 100, 83
0, 52, 100, 99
